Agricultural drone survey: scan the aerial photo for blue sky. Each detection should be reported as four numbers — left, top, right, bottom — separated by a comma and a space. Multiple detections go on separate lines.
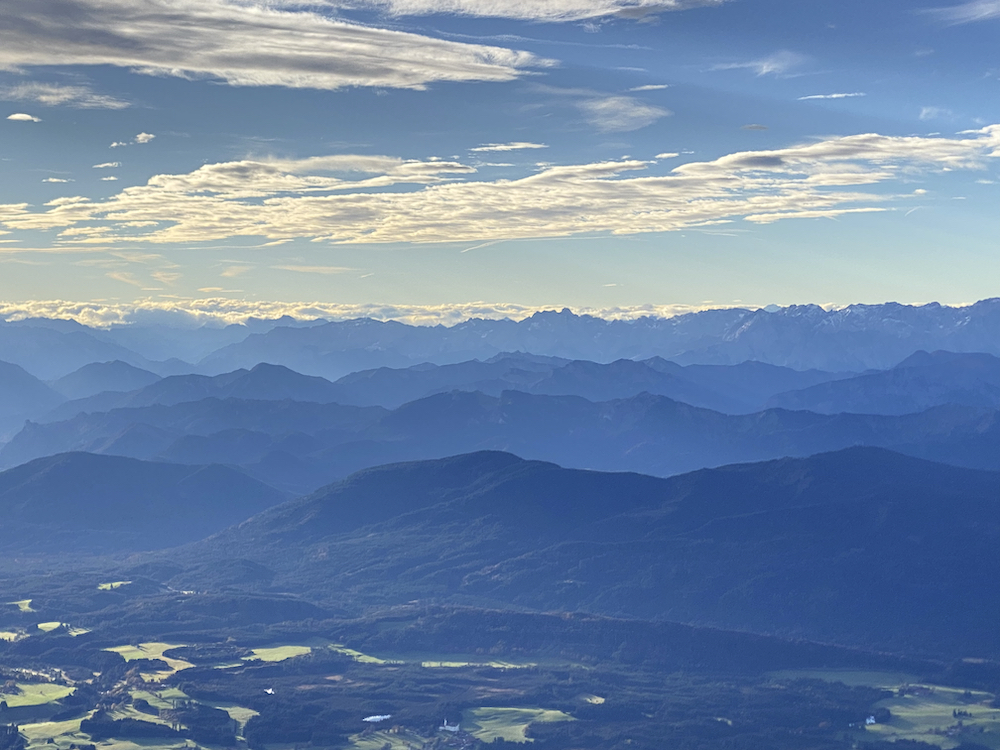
1, 0, 998, 322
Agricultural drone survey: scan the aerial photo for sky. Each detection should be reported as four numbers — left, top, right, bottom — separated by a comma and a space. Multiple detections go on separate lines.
1, 0, 999, 322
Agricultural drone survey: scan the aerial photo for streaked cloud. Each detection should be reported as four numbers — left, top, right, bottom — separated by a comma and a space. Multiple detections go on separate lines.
628, 84, 670, 91
920, 106, 953, 120
106, 271, 144, 287
42, 178, 74, 183
6, 113, 40, 122
714, 50, 807, 77
928, 0, 1000, 23
470, 142, 549, 152
0, 82, 129, 109
798, 92, 866, 100
93, 162, 120, 169
3, 126, 998, 247
577, 94, 671, 131
151, 270, 182, 285
330, 0, 727, 22
273, 265, 355, 274
221, 265, 254, 278
0, 0, 548, 92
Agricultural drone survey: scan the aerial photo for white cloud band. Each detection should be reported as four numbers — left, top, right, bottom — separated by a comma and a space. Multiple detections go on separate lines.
324, 0, 726, 21
2, 126, 998, 246
0, 82, 129, 109
0, 298, 726, 328
0, 0, 548, 91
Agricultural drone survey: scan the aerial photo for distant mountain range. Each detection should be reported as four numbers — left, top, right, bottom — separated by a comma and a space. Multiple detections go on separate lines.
10, 299, 1000, 379
768, 349, 1000, 414
193, 299, 1000, 377
44, 356, 845, 420
166, 447, 1000, 657
9, 378, 1000, 495
0, 452, 285, 553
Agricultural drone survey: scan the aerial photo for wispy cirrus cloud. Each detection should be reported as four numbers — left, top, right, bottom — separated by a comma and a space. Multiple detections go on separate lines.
919, 106, 953, 120
533, 85, 671, 132
272, 265, 355, 274
0, 0, 548, 91
2, 126, 998, 247
927, 0, 1000, 23
325, 0, 727, 22
577, 94, 671, 131
713, 50, 807, 77
0, 82, 129, 109
798, 92, 866, 100
470, 142, 549, 152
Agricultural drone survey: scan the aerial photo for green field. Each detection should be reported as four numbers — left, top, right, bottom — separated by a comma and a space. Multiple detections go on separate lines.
211, 701, 260, 730
0, 683, 75, 708
348, 728, 427, 750
109, 704, 173, 727
79, 740, 193, 750
105, 642, 195, 681
771, 669, 1000, 749
98, 581, 132, 590
865, 685, 1000, 749
245, 645, 312, 662
462, 707, 575, 743
19, 715, 89, 749
8, 599, 35, 613
0, 631, 20, 641
331, 644, 393, 664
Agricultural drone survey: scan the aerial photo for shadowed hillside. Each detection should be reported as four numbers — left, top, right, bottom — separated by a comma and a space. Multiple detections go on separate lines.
173, 447, 1000, 657
0, 452, 286, 552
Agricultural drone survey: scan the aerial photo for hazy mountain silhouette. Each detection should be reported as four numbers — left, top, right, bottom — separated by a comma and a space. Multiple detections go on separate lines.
0, 318, 159, 380
0, 360, 66, 438
51, 360, 162, 400
44, 363, 347, 421
331, 355, 844, 413
0, 452, 286, 553
41, 356, 844, 431
179, 448, 1000, 656
1, 398, 385, 473
769, 350, 1000, 414
13, 386, 1000, 495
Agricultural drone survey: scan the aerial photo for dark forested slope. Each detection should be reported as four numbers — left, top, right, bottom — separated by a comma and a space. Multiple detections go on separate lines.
177, 448, 1000, 657
0, 452, 286, 552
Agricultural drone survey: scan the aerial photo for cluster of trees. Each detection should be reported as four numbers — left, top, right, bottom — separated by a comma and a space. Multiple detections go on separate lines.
0, 724, 24, 750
